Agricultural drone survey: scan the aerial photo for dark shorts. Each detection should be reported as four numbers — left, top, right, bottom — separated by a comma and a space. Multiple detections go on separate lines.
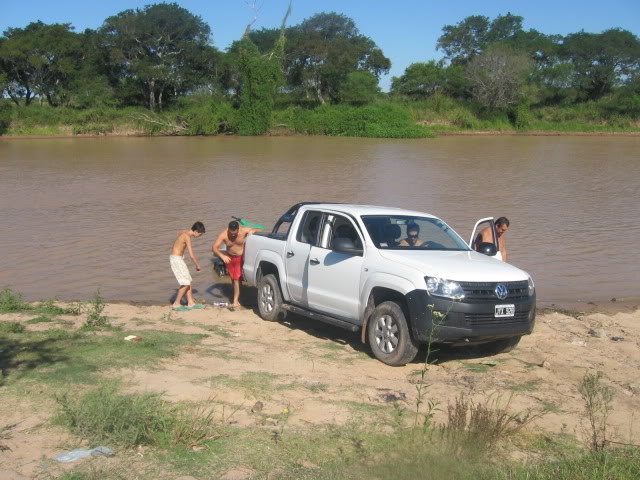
227, 255, 244, 281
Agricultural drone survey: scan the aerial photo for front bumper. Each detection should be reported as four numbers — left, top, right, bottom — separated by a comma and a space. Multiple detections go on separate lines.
405, 289, 536, 346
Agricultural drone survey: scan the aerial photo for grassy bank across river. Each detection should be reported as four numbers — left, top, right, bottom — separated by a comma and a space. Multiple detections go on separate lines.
1, 288, 639, 479
1, 98, 639, 139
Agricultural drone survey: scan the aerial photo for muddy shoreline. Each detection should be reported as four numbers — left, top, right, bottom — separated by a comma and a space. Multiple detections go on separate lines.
2, 129, 640, 140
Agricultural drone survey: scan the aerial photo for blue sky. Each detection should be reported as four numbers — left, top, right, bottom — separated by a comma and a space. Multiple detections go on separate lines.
3, 0, 639, 90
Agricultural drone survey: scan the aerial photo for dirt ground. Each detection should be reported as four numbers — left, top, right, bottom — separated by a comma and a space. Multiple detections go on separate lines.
1, 297, 639, 478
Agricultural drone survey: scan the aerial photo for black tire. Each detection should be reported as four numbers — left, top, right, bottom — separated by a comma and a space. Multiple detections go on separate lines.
477, 336, 522, 355
367, 301, 419, 366
257, 274, 287, 322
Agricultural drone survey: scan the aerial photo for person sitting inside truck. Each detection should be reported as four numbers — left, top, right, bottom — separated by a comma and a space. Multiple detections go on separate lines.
399, 223, 425, 247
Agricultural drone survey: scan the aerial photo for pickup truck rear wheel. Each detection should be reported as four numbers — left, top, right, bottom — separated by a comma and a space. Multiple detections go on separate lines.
368, 301, 419, 366
257, 274, 287, 322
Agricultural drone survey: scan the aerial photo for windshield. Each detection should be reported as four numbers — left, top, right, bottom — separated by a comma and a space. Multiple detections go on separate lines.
361, 215, 470, 251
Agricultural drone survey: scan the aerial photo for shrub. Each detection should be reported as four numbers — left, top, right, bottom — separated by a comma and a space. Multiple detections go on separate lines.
0, 288, 31, 313
285, 103, 434, 138
85, 290, 108, 327
72, 124, 114, 135
441, 393, 543, 456
0, 101, 12, 134
338, 71, 381, 106
579, 372, 614, 451
0, 321, 26, 334
511, 102, 533, 130
55, 383, 218, 448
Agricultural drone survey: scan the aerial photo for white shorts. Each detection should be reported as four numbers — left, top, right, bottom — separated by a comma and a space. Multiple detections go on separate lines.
170, 255, 192, 286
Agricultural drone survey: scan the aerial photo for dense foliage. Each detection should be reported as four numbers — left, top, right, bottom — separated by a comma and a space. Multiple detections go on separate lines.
1, 5, 638, 136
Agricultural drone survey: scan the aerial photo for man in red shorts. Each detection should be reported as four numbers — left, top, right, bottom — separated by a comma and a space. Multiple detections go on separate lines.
212, 221, 262, 309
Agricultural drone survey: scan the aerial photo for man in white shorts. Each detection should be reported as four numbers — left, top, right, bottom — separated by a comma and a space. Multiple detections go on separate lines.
170, 222, 205, 310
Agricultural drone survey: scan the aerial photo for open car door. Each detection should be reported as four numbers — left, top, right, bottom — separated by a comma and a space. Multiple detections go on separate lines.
469, 217, 502, 261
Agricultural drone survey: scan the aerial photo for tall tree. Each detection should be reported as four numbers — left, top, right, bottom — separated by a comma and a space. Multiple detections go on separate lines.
99, 3, 216, 110
235, 0, 291, 135
465, 44, 532, 109
560, 29, 640, 100
0, 22, 85, 106
251, 13, 390, 104
437, 13, 524, 64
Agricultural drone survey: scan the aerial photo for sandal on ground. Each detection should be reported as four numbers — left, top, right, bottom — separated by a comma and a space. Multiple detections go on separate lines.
227, 306, 236, 312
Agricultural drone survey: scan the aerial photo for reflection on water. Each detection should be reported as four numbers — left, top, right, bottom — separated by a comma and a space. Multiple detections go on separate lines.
1, 135, 638, 304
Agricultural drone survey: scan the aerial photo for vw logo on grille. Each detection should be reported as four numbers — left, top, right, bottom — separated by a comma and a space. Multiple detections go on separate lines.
495, 284, 508, 300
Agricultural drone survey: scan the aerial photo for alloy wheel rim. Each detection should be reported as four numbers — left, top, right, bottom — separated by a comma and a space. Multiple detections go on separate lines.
260, 283, 274, 313
374, 314, 399, 354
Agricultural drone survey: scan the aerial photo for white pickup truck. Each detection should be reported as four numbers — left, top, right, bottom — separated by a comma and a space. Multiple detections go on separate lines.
243, 203, 535, 366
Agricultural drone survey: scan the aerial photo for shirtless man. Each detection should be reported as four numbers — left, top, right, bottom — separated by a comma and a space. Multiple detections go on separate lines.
212, 220, 262, 309
170, 222, 205, 310
398, 223, 425, 247
477, 217, 509, 262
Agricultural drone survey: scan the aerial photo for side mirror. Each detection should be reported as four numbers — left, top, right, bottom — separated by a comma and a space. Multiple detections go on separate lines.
476, 242, 497, 256
331, 237, 363, 256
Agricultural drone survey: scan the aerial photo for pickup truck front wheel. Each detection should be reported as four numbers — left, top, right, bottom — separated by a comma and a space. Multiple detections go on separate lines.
368, 301, 419, 366
257, 274, 287, 322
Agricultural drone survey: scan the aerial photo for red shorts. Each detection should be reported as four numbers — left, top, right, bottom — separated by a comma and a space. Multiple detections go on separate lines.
227, 255, 244, 280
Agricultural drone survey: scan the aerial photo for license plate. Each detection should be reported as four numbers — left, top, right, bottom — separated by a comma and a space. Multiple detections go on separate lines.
495, 304, 515, 318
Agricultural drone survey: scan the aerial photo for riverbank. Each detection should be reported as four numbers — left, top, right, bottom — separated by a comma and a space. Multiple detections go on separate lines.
1, 292, 639, 479
2, 101, 639, 139
3, 129, 640, 140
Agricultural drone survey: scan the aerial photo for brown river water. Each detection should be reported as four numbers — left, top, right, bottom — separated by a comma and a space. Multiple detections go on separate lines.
1, 135, 639, 307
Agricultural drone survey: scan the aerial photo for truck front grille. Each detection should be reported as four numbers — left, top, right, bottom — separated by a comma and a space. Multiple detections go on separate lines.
458, 281, 529, 303
464, 310, 531, 328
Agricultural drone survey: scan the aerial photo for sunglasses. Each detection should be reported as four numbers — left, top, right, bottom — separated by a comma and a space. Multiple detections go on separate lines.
408, 234, 419, 239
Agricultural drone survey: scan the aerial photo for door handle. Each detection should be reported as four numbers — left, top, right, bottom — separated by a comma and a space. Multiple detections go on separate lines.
310, 258, 320, 265
286, 251, 295, 258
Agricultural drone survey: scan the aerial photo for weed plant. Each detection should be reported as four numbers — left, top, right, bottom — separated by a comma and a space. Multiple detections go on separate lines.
55, 382, 220, 448
441, 393, 543, 457
85, 290, 108, 327
578, 372, 614, 451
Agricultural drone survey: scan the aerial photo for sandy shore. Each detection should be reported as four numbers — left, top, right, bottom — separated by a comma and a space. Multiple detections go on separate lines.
1, 299, 639, 477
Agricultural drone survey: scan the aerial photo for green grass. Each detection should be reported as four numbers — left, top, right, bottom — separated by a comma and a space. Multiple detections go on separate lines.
489, 448, 640, 480
205, 371, 298, 399
0, 288, 81, 316
25, 315, 54, 324
510, 380, 541, 392
462, 361, 492, 373
0, 321, 26, 333
0, 327, 206, 387
205, 325, 235, 338
55, 382, 219, 449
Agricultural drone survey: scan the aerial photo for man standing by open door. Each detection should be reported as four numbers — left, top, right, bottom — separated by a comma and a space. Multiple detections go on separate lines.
476, 217, 510, 262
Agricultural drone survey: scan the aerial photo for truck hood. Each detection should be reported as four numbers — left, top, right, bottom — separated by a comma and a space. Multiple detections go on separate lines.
378, 250, 529, 282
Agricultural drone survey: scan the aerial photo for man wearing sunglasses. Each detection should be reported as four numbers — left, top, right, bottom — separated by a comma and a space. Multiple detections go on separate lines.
399, 223, 424, 247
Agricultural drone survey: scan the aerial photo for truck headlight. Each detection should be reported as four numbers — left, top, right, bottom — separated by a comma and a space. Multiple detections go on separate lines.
425, 277, 465, 300
528, 276, 535, 296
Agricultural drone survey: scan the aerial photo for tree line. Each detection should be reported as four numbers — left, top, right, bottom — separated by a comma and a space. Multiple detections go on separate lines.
1, 4, 638, 120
